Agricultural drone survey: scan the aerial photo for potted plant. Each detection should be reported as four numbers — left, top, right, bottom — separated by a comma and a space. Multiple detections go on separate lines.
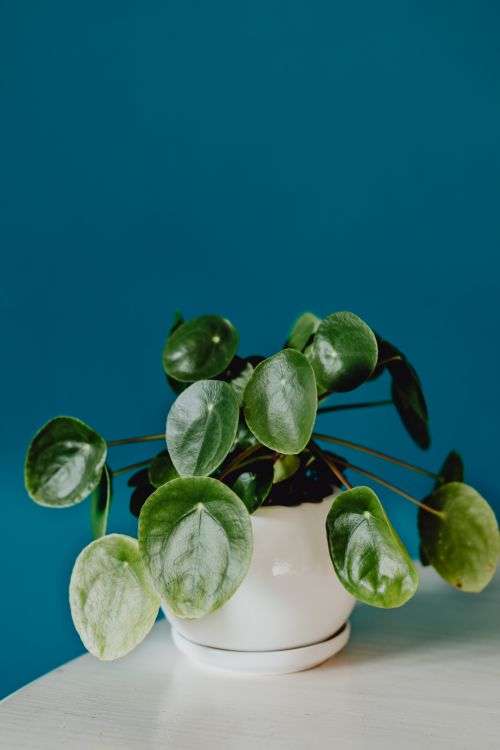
24, 311, 499, 674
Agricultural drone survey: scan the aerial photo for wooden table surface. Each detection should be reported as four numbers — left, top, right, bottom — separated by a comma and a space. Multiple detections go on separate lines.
2, 565, 499, 749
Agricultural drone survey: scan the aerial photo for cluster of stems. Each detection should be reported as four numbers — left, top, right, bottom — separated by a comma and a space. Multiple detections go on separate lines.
106, 399, 443, 518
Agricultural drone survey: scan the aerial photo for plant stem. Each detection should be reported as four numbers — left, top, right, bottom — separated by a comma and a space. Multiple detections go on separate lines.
312, 432, 439, 480
219, 443, 264, 480
317, 399, 393, 415
310, 441, 352, 490
225, 455, 276, 476
331, 456, 444, 518
112, 458, 153, 477
108, 433, 164, 447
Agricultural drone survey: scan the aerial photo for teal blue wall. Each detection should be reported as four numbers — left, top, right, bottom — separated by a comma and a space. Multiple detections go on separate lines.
1, 1, 499, 698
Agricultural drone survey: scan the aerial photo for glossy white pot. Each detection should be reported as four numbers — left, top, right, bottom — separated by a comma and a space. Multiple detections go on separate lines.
162, 495, 355, 674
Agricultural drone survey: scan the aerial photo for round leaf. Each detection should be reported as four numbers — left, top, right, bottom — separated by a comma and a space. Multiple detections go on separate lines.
167, 380, 240, 476
230, 460, 274, 513
69, 534, 160, 660
139, 476, 253, 618
418, 482, 498, 592
162, 315, 239, 382
326, 486, 418, 608
165, 311, 189, 394
25, 416, 107, 507
287, 312, 321, 351
90, 465, 113, 539
148, 450, 178, 488
243, 349, 317, 454
308, 312, 378, 392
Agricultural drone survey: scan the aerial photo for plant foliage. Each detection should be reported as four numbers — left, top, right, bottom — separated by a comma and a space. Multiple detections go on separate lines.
24, 309, 498, 661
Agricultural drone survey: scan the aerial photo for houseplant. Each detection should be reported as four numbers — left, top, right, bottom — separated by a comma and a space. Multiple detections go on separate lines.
24, 311, 499, 673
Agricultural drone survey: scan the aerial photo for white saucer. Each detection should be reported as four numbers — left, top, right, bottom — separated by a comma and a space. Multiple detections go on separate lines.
171, 622, 351, 675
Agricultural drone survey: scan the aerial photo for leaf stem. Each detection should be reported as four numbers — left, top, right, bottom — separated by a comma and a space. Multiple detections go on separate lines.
309, 442, 352, 490
108, 433, 164, 447
317, 399, 393, 415
312, 432, 439, 480
112, 458, 153, 477
331, 456, 444, 518
223, 455, 276, 477
219, 443, 264, 480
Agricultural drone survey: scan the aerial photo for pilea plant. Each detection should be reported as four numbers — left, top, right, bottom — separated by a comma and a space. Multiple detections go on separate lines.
25, 311, 499, 660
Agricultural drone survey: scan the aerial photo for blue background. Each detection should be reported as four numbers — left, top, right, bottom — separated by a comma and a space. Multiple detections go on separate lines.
1, 1, 499, 699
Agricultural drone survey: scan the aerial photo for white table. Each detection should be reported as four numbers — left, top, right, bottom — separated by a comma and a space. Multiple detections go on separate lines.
2, 566, 499, 749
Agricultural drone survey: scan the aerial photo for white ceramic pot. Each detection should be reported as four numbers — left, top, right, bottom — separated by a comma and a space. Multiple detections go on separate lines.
163, 495, 355, 674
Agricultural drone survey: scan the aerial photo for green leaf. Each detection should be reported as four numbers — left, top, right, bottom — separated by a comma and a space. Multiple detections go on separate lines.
368, 335, 403, 380
170, 310, 184, 334
390, 359, 430, 450
231, 418, 259, 452
148, 450, 178, 488
418, 482, 498, 592
162, 315, 239, 382
273, 454, 300, 484
231, 460, 274, 513
165, 311, 189, 394
90, 465, 113, 539
373, 335, 430, 449
128, 468, 154, 519
308, 312, 378, 393
435, 450, 464, 488
139, 477, 253, 618
243, 349, 317, 454
25, 416, 107, 507
229, 361, 254, 404
326, 486, 418, 608
421, 451, 463, 563
287, 312, 321, 351
167, 380, 240, 476
69, 534, 160, 660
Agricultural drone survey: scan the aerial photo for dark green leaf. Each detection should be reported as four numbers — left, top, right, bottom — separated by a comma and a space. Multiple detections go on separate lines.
70, 534, 160, 660
243, 349, 317, 454
128, 468, 153, 518
287, 312, 321, 351
230, 460, 274, 513
228, 361, 254, 403
167, 380, 240, 476
326, 486, 418, 607
90, 465, 113, 539
25, 416, 107, 507
419, 544, 430, 566
139, 477, 253, 618
308, 312, 378, 393
368, 336, 403, 380
418, 482, 498, 592
170, 310, 184, 334
162, 315, 239, 382
148, 450, 178, 488
264, 451, 340, 507
390, 359, 430, 450
231, 418, 259, 452
435, 450, 464, 488
372, 335, 430, 449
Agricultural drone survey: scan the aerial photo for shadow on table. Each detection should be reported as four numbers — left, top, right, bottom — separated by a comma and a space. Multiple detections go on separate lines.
320, 572, 499, 669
